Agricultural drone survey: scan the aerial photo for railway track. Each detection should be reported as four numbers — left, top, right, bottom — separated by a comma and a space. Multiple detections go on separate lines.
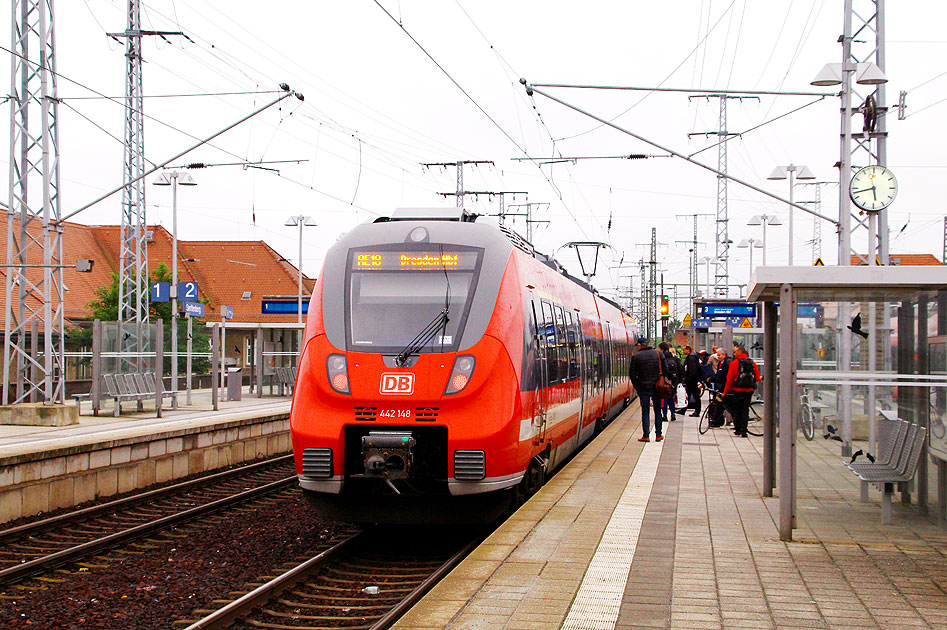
181, 527, 482, 630
0, 454, 297, 586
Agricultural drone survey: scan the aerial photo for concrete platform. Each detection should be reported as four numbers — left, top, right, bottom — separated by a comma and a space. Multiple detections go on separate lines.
394, 402, 947, 630
0, 387, 291, 524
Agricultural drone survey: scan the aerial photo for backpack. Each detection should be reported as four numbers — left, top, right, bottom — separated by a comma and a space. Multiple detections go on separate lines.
666, 354, 683, 384
734, 358, 757, 390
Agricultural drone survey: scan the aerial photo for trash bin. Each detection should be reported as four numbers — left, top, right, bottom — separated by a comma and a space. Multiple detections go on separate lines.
227, 367, 242, 401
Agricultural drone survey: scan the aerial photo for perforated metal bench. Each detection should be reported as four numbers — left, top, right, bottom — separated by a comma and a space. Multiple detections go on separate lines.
844, 418, 927, 524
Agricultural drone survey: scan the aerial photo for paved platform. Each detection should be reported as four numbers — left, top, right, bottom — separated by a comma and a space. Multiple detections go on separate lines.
394, 402, 947, 630
0, 387, 290, 459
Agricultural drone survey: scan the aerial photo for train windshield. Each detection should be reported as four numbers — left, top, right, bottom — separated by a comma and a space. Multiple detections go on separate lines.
346, 246, 483, 353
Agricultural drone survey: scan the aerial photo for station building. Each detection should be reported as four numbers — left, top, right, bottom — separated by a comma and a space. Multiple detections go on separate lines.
0, 218, 314, 384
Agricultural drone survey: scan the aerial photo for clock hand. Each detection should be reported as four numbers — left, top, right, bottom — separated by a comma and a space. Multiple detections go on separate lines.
852, 187, 874, 194
872, 185, 877, 201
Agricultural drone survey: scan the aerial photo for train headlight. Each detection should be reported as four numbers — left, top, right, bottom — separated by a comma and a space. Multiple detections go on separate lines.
445, 355, 475, 395
327, 354, 351, 394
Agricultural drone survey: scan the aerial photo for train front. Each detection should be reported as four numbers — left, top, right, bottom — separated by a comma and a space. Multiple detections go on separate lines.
291, 212, 524, 524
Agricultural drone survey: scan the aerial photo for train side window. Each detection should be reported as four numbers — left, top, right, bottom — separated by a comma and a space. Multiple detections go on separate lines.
540, 301, 558, 384
565, 311, 578, 381
554, 305, 568, 382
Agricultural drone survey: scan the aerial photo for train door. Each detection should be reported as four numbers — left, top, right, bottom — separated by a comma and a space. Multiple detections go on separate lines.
604, 323, 614, 416
530, 300, 548, 444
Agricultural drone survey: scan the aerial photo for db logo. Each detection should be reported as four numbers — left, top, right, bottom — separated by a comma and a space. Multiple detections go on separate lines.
380, 373, 415, 395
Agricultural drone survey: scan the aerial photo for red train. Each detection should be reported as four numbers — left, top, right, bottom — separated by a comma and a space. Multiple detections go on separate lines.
290, 208, 638, 523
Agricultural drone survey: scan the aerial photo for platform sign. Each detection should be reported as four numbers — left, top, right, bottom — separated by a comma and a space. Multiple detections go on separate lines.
221, 305, 234, 320
797, 304, 822, 318
697, 302, 757, 318
261, 299, 309, 315
183, 302, 205, 318
725, 317, 743, 327
150, 282, 170, 302
692, 318, 714, 328
178, 281, 199, 303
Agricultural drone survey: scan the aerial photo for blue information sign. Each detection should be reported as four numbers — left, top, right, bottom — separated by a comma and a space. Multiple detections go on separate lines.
183, 302, 205, 318
692, 318, 714, 328
697, 302, 757, 318
221, 305, 234, 320
261, 300, 309, 315
797, 304, 822, 318
178, 281, 199, 303
151, 282, 170, 303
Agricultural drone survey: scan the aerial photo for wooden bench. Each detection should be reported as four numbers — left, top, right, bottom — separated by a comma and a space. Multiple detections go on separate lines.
844, 418, 927, 524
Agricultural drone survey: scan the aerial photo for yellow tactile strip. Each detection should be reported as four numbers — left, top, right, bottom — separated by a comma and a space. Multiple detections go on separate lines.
562, 435, 663, 629
392, 404, 648, 630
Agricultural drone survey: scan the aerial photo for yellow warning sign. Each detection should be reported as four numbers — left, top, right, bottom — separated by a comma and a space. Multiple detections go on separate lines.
813, 257, 824, 266
739, 317, 753, 328
682, 314, 691, 327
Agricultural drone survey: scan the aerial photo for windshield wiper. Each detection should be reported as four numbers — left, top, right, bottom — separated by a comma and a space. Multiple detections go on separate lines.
395, 308, 450, 367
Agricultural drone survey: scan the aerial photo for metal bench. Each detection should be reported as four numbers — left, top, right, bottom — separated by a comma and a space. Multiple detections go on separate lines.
275, 366, 297, 396
845, 419, 928, 524
102, 372, 178, 416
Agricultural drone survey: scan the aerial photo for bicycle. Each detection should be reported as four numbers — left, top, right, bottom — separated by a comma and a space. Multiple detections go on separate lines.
698, 385, 764, 437
799, 385, 817, 441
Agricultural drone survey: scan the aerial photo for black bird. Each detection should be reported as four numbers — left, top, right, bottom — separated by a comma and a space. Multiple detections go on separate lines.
824, 424, 838, 439
831, 435, 843, 442
827, 424, 837, 434
850, 449, 863, 464
866, 452, 876, 463
847, 313, 869, 339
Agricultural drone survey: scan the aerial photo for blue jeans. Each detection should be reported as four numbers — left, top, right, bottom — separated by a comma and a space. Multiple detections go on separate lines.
637, 390, 664, 438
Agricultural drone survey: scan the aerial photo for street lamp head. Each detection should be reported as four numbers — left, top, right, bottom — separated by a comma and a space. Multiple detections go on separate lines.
766, 215, 782, 226
285, 215, 317, 227
855, 62, 887, 85
747, 215, 763, 226
811, 63, 842, 87
178, 173, 197, 186
796, 165, 816, 180
767, 167, 788, 181
153, 172, 173, 186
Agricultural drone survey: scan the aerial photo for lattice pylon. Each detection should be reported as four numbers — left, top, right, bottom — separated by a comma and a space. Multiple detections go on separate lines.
3, 0, 65, 404
118, 0, 149, 372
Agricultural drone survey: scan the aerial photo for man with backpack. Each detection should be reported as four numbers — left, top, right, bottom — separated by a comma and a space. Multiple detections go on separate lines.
722, 344, 762, 438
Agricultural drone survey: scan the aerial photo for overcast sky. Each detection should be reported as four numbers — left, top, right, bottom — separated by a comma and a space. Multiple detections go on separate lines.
3, 1, 945, 318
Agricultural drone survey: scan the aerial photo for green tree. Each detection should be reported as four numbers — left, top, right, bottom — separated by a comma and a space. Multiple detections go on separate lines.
66, 264, 211, 374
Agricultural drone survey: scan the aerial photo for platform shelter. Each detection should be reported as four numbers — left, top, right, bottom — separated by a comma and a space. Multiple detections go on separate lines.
749, 266, 947, 541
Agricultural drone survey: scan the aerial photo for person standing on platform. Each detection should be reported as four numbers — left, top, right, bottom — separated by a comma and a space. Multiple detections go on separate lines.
658, 342, 682, 422
629, 337, 664, 443
709, 347, 732, 428
723, 344, 762, 438
682, 345, 702, 417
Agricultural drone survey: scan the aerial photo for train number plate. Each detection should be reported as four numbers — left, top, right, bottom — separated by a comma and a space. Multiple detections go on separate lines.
378, 408, 412, 419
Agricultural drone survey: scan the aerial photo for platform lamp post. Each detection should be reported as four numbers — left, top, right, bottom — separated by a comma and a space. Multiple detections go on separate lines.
738, 238, 763, 280
285, 216, 316, 324
767, 165, 816, 266
747, 214, 782, 267
699, 256, 714, 298
153, 171, 196, 402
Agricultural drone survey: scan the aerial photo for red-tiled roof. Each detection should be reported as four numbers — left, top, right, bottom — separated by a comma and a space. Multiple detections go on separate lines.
0, 218, 314, 324
851, 253, 943, 266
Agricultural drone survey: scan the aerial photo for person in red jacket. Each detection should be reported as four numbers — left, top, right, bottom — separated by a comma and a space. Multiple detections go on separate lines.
722, 345, 762, 438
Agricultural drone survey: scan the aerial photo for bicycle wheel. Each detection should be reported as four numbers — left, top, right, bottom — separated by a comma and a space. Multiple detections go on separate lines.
745, 400, 764, 436
800, 404, 815, 441
699, 404, 712, 435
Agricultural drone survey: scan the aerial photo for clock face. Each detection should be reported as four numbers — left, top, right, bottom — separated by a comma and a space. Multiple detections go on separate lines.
849, 165, 897, 212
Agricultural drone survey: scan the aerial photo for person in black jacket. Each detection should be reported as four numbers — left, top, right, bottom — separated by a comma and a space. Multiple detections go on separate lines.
682, 345, 702, 416
629, 337, 664, 443
709, 347, 732, 427
658, 342, 682, 422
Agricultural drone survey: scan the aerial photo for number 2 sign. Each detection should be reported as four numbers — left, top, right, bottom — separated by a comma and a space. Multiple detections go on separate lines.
178, 282, 199, 303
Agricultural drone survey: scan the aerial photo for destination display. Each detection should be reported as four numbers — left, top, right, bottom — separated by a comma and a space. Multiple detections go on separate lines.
352, 250, 479, 271
697, 302, 757, 318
